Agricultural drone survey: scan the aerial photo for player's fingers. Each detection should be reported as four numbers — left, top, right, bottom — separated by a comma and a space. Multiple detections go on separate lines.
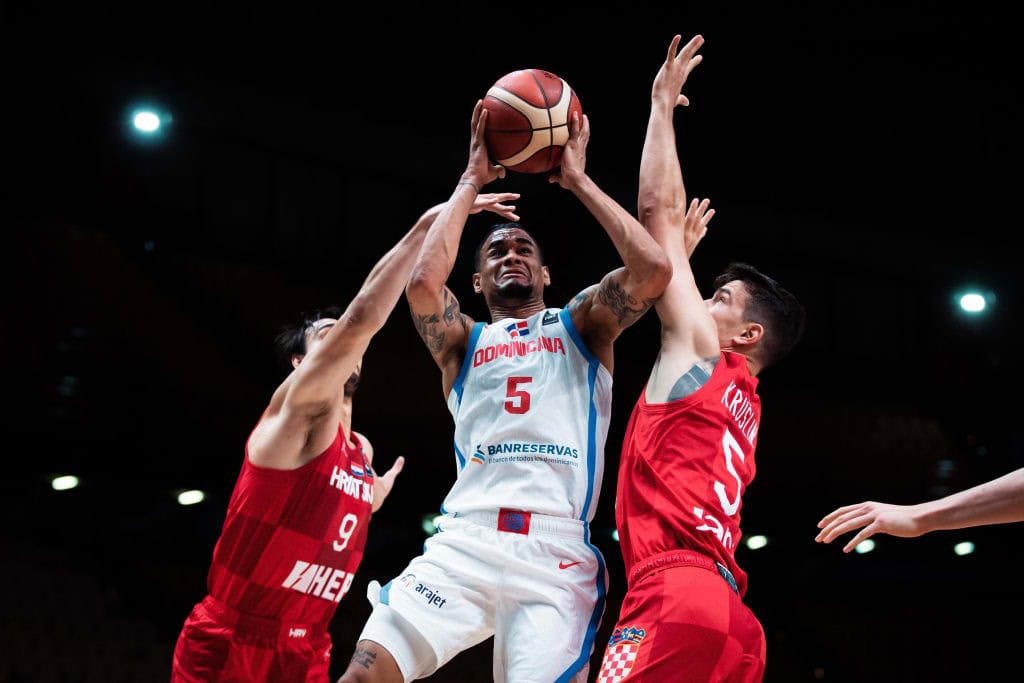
667, 34, 681, 62
842, 527, 875, 554
381, 456, 405, 482
820, 513, 872, 543
677, 95, 690, 107
817, 503, 863, 528
703, 208, 715, 226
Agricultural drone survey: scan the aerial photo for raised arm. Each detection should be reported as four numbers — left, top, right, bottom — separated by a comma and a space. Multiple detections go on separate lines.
248, 206, 440, 469
251, 192, 516, 469
815, 468, 1024, 553
550, 110, 672, 371
636, 34, 723, 402
406, 101, 510, 396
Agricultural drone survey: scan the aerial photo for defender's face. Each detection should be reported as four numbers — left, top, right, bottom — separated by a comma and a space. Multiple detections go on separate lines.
475, 228, 548, 300
705, 280, 752, 345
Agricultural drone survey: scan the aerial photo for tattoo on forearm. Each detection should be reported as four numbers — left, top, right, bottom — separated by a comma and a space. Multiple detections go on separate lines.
597, 279, 653, 326
350, 646, 377, 669
667, 356, 720, 401
442, 290, 460, 325
411, 312, 446, 353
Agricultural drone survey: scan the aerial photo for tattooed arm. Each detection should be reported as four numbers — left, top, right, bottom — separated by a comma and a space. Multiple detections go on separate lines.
552, 111, 672, 373
406, 102, 512, 397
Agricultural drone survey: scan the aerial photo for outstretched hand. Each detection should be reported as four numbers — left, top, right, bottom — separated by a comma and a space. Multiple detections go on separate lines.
471, 192, 521, 222
548, 110, 589, 190
371, 455, 405, 513
815, 501, 926, 553
683, 197, 714, 257
652, 34, 705, 112
463, 100, 506, 190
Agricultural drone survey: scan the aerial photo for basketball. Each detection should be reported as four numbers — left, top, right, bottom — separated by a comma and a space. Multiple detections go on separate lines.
481, 69, 583, 174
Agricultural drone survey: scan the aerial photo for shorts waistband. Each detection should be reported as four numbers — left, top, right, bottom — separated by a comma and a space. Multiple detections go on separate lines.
445, 509, 587, 539
200, 595, 329, 640
628, 550, 739, 595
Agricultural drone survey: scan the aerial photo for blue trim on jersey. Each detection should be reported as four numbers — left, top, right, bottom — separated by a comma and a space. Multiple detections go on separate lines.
379, 580, 392, 606
453, 322, 485, 405
454, 441, 466, 471
579, 359, 599, 522
556, 307, 602, 522
556, 532, 608, 683
559, 307, 598, 364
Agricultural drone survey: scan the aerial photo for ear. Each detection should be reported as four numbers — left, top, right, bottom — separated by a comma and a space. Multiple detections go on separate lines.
473, 272, 483, 294
735, 322, 764, 348
291, 354, 304, 369
541, 265, 551, 286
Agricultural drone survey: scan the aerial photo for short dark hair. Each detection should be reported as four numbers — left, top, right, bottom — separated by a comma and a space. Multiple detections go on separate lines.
473, 222, 544, 271
713, 263, 805, 370
273, 305, 343, 370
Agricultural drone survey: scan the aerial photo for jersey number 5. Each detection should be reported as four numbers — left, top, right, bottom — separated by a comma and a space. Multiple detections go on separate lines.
505, 376, 532, 414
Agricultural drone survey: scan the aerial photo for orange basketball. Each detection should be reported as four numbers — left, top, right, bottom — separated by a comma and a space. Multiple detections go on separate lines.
481, 69, 583, 174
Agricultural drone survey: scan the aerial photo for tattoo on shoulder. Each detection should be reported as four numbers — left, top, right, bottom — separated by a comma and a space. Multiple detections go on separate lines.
411, 311, 446, 354
667, 355, 720, 401
350, 646, 377, 669
597, 279, 653, 326
567, 289, 590, 314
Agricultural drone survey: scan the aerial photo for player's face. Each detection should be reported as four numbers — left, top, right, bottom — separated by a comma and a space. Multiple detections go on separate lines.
705, 280, 752, 345
475, 228, 548, 301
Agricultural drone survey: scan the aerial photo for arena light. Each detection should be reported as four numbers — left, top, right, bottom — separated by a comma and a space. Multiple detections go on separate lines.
854, 539, 876, 554
422, 514, 444, 536
51, 475, 79, 491
611, 529, 620, 542
177, 489, 205, 506
953, 541, 975, 556
126, 103, 172, 142
959, 293, 986, 313
133, 110, 161, 133
745, 535, 768, 550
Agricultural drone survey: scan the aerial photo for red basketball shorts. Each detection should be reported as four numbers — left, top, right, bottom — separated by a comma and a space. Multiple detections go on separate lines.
171, 595, 332, 683
597, 550, 766, 682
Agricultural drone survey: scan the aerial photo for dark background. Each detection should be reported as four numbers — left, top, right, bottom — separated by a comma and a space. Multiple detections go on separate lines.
3, 4, 1023, 682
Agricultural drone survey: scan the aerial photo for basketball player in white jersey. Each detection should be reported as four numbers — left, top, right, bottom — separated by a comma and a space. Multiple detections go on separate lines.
336, 104, 672, 682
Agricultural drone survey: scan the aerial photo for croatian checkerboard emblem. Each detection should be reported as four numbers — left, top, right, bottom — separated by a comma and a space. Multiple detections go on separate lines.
598, 626, 646, 683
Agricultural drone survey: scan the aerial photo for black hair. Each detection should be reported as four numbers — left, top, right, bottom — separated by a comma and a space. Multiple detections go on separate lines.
273, 305, 344, 371
473, 222, 544, 271
713, 263, 805, 370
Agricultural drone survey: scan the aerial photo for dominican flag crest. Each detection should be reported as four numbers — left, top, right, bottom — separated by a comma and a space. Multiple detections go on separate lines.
506, 320, 530, 338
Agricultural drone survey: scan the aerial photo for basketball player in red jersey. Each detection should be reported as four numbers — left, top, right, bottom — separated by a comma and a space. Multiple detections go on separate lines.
596, 34, 806, 683
170, 192, 520, 683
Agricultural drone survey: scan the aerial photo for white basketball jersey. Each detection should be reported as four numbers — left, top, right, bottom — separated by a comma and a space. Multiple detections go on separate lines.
443, 307, 613, 522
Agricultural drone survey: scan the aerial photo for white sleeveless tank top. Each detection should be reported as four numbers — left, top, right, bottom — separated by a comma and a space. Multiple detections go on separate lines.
443, 307, 612, 522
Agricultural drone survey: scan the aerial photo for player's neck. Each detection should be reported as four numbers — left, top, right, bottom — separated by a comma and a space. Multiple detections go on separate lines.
339, 397, 354, 441
488, 299, 547, 322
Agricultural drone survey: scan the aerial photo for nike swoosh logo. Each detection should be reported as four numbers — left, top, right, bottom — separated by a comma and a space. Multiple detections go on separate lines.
558, 560, 582, 570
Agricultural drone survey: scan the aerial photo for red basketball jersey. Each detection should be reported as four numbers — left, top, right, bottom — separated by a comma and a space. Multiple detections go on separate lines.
205, 425, 374, 624
615, 351, 760, 596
